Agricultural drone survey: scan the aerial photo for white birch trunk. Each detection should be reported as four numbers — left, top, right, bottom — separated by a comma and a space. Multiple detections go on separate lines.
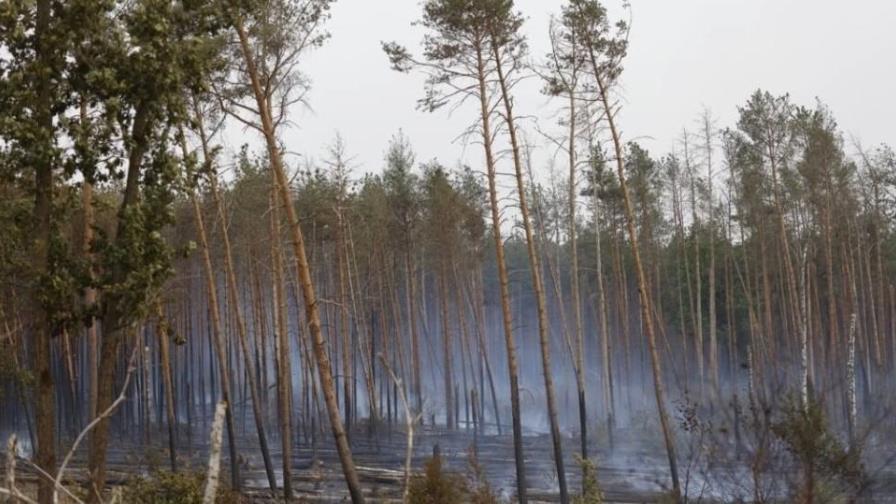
203, 402, 227, 504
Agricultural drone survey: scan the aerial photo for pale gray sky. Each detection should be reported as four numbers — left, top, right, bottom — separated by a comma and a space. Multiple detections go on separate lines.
247, 0, 894, 176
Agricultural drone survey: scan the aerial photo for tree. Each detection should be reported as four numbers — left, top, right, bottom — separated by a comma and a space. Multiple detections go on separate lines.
0, 2, 61, 501
382, 132, 425, 415
384, 0, 530, 499
701, 109, 721, 401
564, 0, 682, 498
585, 145, 618, 450
222, 1, 365, 501
543, 10, 591, 459
421, 163, 461, 429
487, 4, 570, 499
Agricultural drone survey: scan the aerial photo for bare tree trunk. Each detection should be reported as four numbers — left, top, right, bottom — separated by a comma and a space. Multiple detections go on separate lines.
270, 188, 294, 500
473, 39, 528, 504
32, 3, 56, 501
156, 303, 178, 472
346, 222, 380, 430
203, 402, 227, 504
404, 250, 423, 416
702, 114, 719, 400
586, 47, 681, 497
591, 178, 616, 451
846, 313, 857, 447
490, 29, 568, 504
798, 253, 810, 408
567, 88, 588, 459
189, 188, 241, 491
683, 134, 705, 398
438, 262, 454, 429
335, 200, 353, 436
79, 98, 100, 424
233, 19, 364, 502
458, 267, 501, 436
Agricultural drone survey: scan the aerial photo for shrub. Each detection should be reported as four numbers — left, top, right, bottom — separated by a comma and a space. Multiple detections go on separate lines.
408, 454, 467, 504
773, 396, 866, 502
121, 470, 240, 504
572, 455, 603, 504
466, 449, 501, 504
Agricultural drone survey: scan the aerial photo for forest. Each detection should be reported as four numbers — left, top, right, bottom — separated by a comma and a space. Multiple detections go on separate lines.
0, 0, 894, 503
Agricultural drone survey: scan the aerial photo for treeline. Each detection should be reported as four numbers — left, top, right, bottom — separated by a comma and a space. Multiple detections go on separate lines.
0, 0, 894, 503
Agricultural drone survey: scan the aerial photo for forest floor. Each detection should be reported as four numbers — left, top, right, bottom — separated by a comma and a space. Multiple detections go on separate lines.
4, 421, 896, 502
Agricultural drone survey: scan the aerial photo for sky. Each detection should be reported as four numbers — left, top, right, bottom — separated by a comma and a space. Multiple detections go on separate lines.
228, 0, 896, 178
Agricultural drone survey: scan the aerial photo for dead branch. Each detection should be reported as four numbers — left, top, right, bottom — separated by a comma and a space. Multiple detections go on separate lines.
377, 353, 421, 503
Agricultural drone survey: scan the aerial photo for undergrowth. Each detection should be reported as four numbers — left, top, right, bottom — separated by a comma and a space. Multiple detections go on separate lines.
120, 470, 240, 504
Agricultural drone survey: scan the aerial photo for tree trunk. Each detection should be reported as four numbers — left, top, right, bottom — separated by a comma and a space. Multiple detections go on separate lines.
33, 3, 56, 502
459, 267, 502, 436
591, 186, 615, 451
586, 46, 681, 497
270, 188, 294, 500
567, 88, 588, 459
404, 250, 423, 416
88, 104, 153, 503
490, 29, 569, 504
188, 189, 241, 492
473, 39, 528, 504
684, 136, 705, 397
233, 19, 365, 502
156, 304, 178, 472
438, 262, 454, 429
703, 117, 719, 400
336, 209, 353, 436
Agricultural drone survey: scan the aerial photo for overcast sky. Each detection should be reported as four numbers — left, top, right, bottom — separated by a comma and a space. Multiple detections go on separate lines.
234, 0, 895, 177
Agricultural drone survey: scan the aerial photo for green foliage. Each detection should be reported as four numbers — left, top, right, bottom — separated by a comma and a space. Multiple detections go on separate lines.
572, 456, 603, 504
383, 0, 525, 112
0, 342, 32, 397
560, 0, 629, 85
121, 470, 240, 504
383, 131, 420, 249
772, 396, 867, 501
0, 0, 230, 340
